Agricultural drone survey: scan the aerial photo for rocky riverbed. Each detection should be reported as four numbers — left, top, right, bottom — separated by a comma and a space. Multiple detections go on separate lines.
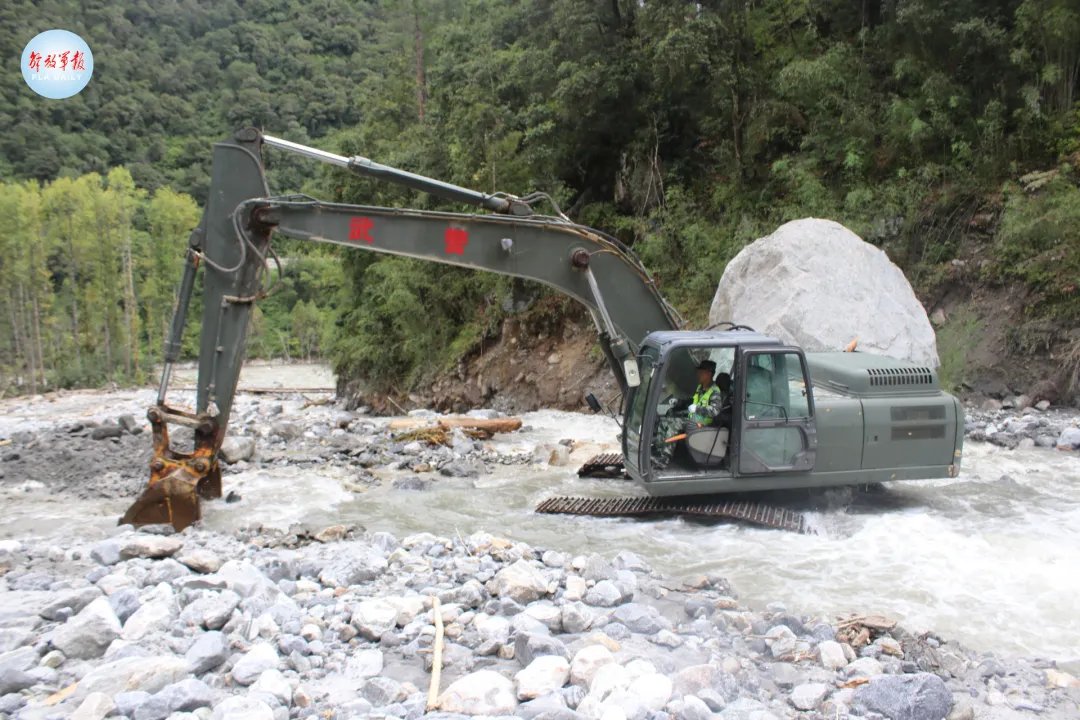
0, 380, 1078, 720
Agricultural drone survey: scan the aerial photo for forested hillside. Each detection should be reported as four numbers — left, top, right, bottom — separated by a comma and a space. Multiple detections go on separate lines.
2, 0, 1078, 401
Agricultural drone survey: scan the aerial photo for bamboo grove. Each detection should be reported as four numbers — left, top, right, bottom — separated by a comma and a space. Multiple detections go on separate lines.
0, 170, 198, 393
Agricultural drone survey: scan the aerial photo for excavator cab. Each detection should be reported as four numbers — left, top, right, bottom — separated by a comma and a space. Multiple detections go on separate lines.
622, 330, 819, 494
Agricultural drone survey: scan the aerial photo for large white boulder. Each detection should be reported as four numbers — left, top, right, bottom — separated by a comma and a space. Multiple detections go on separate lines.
709, 219, 939, 367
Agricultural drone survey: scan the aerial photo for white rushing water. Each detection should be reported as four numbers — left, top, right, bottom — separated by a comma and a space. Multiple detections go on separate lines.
1, 389, 1078, 662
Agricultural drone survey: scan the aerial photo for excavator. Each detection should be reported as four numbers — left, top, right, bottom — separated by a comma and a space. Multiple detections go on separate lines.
120, 129, 964, 533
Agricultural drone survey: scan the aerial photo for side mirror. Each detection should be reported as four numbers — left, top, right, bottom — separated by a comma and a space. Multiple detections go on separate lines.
584, 393, 603, 414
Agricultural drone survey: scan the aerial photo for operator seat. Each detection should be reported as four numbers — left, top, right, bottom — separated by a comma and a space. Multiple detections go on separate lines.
685, 425, 729, 468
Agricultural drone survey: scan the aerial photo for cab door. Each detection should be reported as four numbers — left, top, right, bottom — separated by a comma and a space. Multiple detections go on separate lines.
735, 348, 817, 475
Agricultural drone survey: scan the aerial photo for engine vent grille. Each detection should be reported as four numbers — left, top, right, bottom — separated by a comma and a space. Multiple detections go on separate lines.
867, 367, 934, 387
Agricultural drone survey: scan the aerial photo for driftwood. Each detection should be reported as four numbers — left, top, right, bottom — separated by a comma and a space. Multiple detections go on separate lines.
388, 416, 522, 433
427, 596, 445, 711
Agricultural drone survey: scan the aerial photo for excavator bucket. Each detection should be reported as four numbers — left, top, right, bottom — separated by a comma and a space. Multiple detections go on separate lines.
120, 406, 222, 532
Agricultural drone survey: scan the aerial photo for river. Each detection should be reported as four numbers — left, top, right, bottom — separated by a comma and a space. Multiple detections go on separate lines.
1, 373, 1078, 663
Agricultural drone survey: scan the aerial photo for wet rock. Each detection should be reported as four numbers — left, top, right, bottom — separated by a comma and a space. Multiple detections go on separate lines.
440, 461, 481, 478
764, 625, 797, 658
91, 425, 124, 440
271, 421, 301, 440
516, 655, 570, 700
790, 682, 829, 711
118, 414, 140, 434
437, 669, 518, 715
71, 692, 116, 720
211, 696, 275, 720
120, 535, 183, 559
490, 559, 549, 604
186, 631, 229, 674
219, 436, 256, 463
52, 596, 121, 659
515, 632, 568, 667
854, 672, 952, 720
136, 678, 214, 720
1057, 427, 1080, 450
392, 476, 433, 491
231, 642, 279, 685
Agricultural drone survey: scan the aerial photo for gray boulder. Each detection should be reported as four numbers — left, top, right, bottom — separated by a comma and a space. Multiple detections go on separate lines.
51, 596, 121, 659
211, 696, 275, 720
490, 560, 549, 604
135, 678, 214, 720
318, 549, 388, 588
0, 668, 35, 695
709, 218, 938, 367
120, 535, 183, 560
515, 632, 568, 667
1057, 427, 1080, 450
40, 587, 103, 621
231, 642, 279, 685
219, 436, 256, 463
611, 603, 667, 635
186, 631, 229, 674
853, 672, 952, 720
75, 655, 190, 702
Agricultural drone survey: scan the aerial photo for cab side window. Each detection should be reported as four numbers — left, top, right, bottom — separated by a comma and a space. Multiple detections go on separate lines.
743, 352, 812, 420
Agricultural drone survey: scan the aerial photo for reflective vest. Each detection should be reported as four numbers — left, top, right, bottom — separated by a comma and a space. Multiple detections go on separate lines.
689, 383, 719, 424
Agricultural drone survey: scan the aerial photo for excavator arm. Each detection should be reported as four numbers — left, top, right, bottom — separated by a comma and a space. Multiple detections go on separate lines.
122, 128, 680, 530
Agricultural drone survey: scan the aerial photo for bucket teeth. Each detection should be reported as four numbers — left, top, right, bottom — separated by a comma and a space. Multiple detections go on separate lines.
120, 404, 221, 532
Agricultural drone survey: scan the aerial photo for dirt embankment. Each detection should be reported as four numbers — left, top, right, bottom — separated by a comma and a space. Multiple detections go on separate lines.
344, 298, 621, 416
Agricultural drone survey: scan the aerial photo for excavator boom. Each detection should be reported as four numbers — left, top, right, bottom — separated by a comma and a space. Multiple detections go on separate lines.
123, 129, 680, 530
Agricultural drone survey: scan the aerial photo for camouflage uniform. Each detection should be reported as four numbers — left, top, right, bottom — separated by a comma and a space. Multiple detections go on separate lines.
652, 383, 726, 468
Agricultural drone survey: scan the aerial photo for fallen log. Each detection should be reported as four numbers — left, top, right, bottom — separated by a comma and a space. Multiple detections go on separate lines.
387, 416, 522, 433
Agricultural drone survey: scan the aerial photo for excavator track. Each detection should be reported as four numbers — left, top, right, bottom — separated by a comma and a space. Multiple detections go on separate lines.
577, 452, 628, 479
535, 494, 813, 534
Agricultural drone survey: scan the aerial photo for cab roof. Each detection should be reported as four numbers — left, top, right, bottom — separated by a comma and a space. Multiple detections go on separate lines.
642, 329, 785, 349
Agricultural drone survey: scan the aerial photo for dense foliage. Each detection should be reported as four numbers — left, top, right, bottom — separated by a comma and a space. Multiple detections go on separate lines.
2, 0, 1078, 394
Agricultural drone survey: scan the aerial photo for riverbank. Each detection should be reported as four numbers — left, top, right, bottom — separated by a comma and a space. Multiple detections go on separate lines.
0, 384, 1078, 719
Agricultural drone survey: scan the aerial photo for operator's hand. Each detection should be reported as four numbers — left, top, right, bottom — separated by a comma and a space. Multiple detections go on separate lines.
687, 404, 698, 414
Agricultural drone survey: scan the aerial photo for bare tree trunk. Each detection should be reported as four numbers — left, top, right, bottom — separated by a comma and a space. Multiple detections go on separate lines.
31, 291, 45, 389
7, 291, 25, 391
122, 236, 137, 377
66, 219, 82, 372
16, 284, 35, 394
